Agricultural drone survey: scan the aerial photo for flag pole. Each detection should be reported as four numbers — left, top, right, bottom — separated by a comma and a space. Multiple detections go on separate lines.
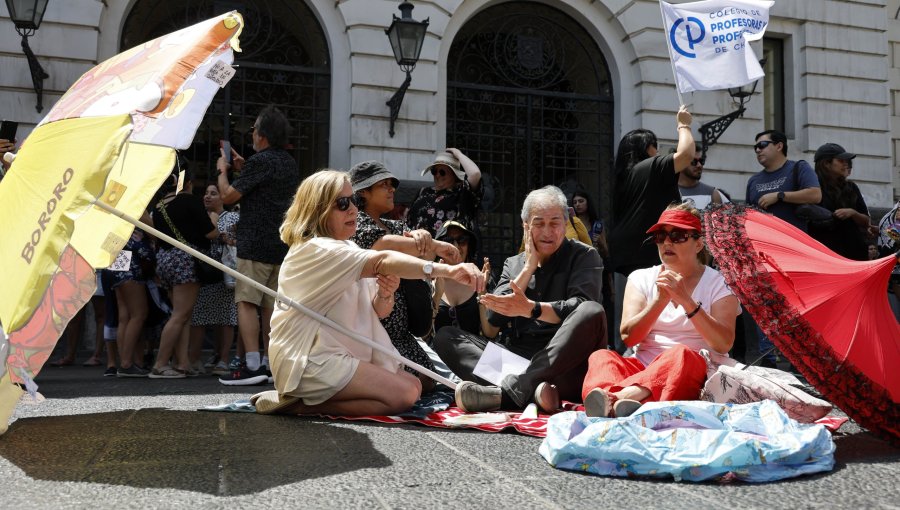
93, 200, 458, 390
660, 0, 685, 107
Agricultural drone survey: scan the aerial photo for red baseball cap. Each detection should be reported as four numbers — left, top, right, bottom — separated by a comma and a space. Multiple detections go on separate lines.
646, 209, 702, 233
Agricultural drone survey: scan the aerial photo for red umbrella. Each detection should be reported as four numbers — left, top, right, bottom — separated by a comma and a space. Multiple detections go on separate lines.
703, 204, 900, 442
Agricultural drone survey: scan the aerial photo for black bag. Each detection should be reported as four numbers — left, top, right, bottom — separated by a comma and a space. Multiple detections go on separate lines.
401, 278, 434, 338
195, 256, 223, 285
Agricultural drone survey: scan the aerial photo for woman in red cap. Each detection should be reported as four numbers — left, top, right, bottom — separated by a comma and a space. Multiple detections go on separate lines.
580, 203, 741, 417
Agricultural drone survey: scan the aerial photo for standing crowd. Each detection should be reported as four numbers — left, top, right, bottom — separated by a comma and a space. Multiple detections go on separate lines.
45, 104, 899, 418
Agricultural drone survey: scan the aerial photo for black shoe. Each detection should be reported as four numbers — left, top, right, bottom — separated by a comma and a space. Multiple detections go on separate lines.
219, 365, 269, 386
117, 365, 149, 378
103, 367, 117, 377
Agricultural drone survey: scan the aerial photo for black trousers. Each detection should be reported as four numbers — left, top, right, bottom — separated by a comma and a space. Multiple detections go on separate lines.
433, 301, 607, 408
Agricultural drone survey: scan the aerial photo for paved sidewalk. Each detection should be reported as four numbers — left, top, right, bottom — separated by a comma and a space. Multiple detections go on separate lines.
1, 365, 898, 509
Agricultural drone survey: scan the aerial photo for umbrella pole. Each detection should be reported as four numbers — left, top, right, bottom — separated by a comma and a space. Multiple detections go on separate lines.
93, 200, 457, 390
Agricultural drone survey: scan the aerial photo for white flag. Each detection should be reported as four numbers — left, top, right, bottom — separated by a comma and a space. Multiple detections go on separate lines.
660, 0, 773, 94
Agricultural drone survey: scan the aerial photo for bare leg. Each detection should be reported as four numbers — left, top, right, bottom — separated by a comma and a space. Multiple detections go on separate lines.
614, 385, 651, 402
237, 301, 260, 360
90, 296, 105, 360
283, 362, 422, 416
189, 325, 205, 365
116, 281, 148, 370
218, 325, 235, 362
154, 283, 200, 372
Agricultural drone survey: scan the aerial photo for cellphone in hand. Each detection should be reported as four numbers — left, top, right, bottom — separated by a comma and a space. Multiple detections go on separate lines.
0, 120, 18, 142
219, 140, 232, 164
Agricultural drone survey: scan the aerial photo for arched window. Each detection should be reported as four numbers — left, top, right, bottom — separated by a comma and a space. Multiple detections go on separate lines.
447, 2, 614, 260
122, 0, 330, 180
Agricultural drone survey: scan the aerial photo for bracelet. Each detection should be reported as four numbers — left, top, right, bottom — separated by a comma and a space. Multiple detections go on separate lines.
685, 301, 702, 319
677, 125, 691, 130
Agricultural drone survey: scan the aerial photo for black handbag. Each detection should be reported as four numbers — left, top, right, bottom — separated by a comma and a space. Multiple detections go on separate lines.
157, 200, 223, 285
401, 278, 434, 338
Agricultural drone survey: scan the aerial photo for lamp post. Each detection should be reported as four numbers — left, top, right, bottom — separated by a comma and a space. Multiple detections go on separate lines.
697, 59, 766, 160
384, 1, 428, 138
5, 0, 49, 113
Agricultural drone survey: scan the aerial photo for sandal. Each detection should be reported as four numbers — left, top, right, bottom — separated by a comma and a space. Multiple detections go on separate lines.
251, 390, 301, 415
583, 388, 612, 417
148, 366, 186, 379
82, 356, 103, 367
49, 358, 74, 367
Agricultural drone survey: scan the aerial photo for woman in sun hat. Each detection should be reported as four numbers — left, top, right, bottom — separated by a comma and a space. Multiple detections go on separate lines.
406, 148, 483, 239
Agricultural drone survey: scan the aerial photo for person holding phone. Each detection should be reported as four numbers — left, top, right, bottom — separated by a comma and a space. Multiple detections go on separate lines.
216, 105, 301, 385
580, 203, 740, 418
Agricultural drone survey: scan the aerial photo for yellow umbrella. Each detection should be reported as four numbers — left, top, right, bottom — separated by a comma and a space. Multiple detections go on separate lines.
0, 12, 244, 434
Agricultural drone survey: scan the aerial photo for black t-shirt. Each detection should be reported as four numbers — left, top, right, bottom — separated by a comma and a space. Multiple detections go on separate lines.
152, 193, 214, 250
808, 180, 869, 261
609, 154, 679, 274
231, 147, 300, 264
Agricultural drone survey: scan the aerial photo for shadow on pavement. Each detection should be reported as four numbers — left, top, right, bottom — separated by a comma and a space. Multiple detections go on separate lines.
0, 409, 391, 495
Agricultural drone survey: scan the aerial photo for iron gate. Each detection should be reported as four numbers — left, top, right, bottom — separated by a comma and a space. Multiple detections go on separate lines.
121, 0, 330, 181
446, 3, 614, 265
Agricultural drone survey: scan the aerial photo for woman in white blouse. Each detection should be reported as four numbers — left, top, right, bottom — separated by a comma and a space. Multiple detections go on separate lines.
253, 170, 483, 416
581, 203, 740, 418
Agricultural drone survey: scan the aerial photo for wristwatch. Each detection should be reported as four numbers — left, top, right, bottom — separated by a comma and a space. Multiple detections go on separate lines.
530, 300, 542, 320
777, 191, 785, 202
423, 261, 434, 278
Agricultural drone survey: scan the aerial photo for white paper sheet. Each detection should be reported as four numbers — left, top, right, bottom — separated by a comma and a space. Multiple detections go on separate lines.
472, 341, 530, 386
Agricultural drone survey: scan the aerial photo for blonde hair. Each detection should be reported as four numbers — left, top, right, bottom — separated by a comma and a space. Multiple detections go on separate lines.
664, 201, 709, 265
280, 169, 349, 246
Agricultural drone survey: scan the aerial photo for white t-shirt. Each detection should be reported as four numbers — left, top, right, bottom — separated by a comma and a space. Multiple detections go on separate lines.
628, 265, 740, 366
268, 237, 401, 397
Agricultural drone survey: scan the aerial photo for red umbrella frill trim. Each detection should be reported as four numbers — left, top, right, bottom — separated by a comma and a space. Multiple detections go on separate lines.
703, 204, 899, 443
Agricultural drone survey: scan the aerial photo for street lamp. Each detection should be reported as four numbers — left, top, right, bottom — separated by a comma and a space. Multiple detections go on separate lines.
384, 1, 428, 137
697, 58, 766, 160
5, 0, 50, 113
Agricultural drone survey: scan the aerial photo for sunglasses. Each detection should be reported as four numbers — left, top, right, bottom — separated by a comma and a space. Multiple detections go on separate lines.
430, 167, 448, 177
443, 235, 470, 246
754, 140, 775, 151
651, 229, 701, 244
691, 157, 706, 166
335, 195, 360, 211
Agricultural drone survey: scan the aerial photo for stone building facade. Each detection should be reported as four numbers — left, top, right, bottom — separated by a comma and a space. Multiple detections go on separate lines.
1, 0, 897, 256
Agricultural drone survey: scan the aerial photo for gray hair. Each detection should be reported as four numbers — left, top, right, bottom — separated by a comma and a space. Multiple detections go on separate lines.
521, 185, 569, 222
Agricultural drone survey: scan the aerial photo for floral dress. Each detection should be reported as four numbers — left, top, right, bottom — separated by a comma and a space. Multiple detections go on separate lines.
405, 180, 483, 236
191, 210, 239, 327
351, 211, 435, 375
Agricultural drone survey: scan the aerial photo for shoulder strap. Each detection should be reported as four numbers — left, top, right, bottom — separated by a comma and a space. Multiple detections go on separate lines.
157, 201, 188, 246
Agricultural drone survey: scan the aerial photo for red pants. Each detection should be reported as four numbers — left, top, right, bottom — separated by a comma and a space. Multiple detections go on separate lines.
581, 344, 707, 402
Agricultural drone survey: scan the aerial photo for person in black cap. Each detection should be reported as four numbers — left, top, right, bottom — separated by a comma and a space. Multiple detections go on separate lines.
348, 161, 460, 390
808, 143, 873, 261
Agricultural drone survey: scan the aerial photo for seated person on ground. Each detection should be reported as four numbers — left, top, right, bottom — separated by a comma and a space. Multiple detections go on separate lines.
432, 220, 496, 338
581, 202, 740, 418
256, 170, 484, 416
433, 186, 607, 414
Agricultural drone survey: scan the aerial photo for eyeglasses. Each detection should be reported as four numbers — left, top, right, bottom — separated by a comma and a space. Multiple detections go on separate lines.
443, 235, 470, 246
448, 306, 459, 327
754, 140, 775, 151
691, 157, 706, 166
651, 229, 701, 244
430, 167, 448, 177
335, 195, 359, 211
